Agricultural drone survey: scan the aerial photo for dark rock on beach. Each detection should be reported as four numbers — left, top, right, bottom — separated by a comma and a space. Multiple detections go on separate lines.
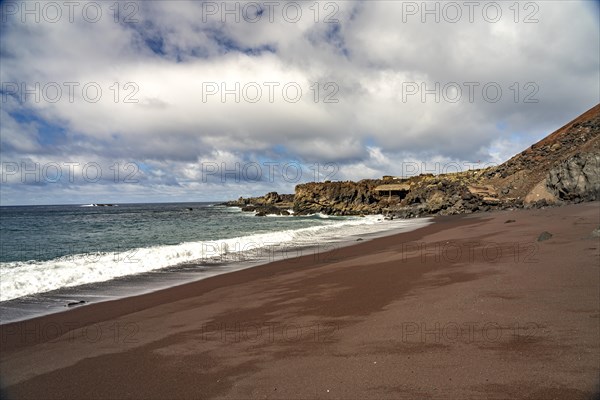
538, 231, 553, 242
66, 300, 86, 307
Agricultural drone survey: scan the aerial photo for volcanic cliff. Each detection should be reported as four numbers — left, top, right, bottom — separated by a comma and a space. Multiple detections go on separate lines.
225, 104, 600, 217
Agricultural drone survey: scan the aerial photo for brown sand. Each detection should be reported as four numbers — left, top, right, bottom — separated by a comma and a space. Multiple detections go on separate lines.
1, 202, 599, 399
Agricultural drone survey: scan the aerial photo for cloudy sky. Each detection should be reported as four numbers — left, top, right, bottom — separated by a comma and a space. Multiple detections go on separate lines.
1, 0, 598, 205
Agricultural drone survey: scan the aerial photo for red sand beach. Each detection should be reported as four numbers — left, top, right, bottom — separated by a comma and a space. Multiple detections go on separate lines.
1, 202, 599, 399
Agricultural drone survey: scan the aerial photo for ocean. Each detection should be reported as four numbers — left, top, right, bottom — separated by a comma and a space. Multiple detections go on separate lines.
0, 203, 431, 323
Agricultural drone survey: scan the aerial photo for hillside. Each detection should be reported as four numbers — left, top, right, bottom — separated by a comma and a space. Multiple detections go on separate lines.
226, 104, 600, 217
486, 104, 600, 202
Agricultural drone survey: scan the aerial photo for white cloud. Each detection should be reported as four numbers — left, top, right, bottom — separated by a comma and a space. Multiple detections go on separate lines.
1, 0, 598, 204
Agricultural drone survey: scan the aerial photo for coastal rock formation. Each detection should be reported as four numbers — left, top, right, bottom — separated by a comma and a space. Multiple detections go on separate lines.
293, 180, 383, 215
225, 104, 600, 218
222, 192, 294, 215
381, 172, 523, 218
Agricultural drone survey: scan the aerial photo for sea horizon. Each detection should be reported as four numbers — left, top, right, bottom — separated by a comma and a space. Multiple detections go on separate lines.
0, 200, 227, 207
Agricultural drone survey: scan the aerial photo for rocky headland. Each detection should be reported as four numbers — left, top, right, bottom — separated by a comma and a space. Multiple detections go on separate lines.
224, 104, 600, 218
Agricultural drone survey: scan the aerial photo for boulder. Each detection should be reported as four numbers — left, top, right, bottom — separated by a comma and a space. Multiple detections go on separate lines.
547, 152, 600, 201
537, 231, 553, 242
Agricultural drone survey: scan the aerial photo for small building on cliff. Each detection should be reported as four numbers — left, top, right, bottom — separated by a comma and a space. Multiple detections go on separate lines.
374, 183, 410, 201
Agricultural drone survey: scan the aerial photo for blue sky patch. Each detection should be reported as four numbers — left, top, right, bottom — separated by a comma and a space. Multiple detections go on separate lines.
9, 110, 67, 147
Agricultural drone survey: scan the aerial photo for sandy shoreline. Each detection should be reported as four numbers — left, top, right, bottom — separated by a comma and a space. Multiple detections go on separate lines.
1, 202, 599, 399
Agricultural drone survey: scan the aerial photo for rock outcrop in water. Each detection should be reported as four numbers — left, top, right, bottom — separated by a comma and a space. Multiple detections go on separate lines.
225, 104, 600, 217
223, 192, 294, 216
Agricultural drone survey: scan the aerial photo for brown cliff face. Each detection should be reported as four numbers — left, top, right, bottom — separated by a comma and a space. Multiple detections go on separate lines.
227, 104, 600, 217
291, 170, 525, 217
293, 180, 384, 215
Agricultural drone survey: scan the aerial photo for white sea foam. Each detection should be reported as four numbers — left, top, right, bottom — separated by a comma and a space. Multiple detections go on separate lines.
0, 216, 430, 302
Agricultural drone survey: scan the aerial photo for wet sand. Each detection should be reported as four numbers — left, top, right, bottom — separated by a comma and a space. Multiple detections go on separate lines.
1, 202, 599, 399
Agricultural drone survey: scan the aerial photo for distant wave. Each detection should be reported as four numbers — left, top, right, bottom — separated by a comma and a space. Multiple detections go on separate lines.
308, 212, 335, 219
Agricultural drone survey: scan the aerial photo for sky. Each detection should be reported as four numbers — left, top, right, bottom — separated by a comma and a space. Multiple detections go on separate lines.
0, 0, 599, 205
